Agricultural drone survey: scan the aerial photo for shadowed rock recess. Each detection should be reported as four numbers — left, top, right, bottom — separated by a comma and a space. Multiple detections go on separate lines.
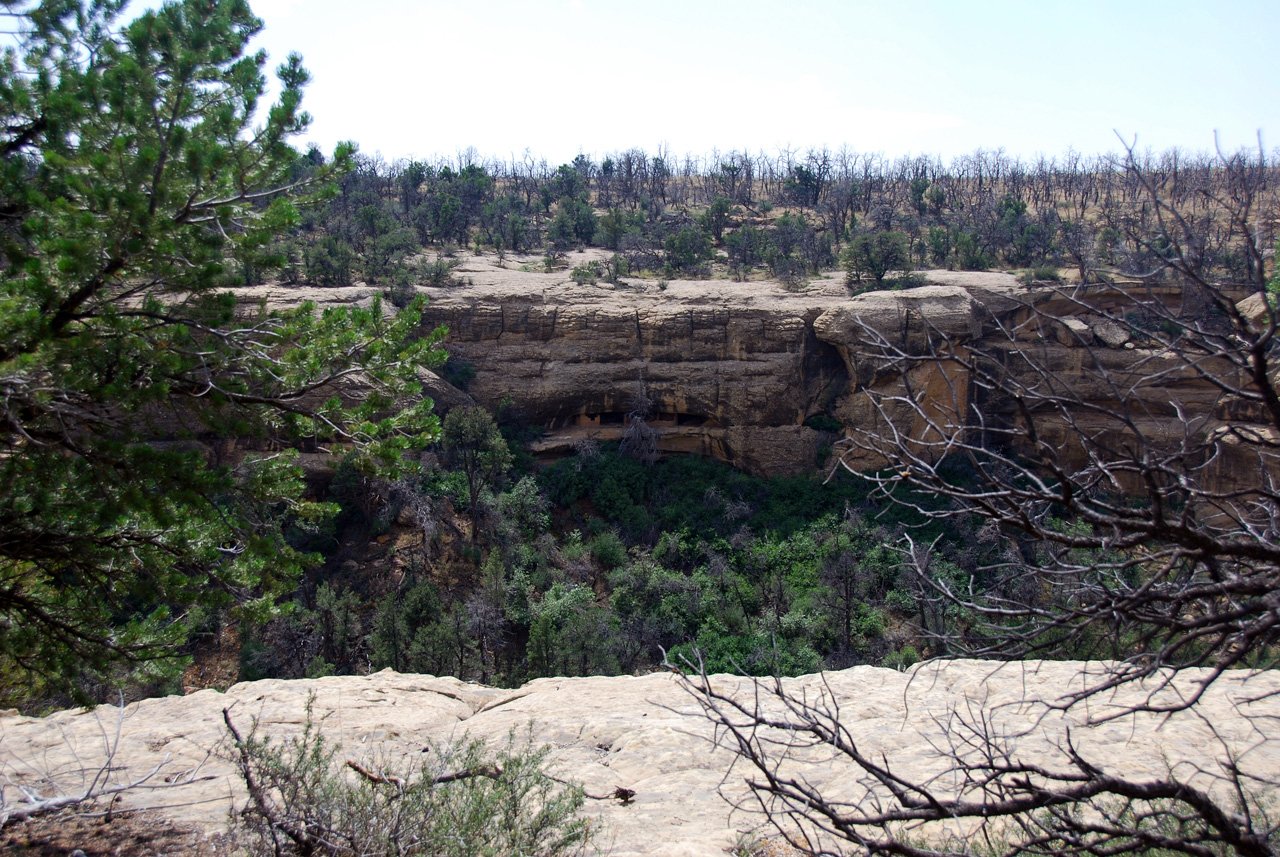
2, 662, 1277, 855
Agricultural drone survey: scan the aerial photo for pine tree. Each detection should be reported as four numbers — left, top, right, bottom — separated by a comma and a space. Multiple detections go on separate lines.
0, 0, 443, 702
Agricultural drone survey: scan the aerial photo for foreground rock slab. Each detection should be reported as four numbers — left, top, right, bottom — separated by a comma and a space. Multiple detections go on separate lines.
2, 661, 1277, 856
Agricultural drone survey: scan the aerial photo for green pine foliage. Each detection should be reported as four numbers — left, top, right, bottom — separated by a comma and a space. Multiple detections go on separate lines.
0, 0, 444, 704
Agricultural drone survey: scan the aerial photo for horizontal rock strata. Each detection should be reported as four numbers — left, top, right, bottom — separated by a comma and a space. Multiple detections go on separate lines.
232, 258, 1271, 489
415, 258, 855, 476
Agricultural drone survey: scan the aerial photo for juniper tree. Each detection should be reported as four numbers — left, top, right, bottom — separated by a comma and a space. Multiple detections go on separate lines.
441, 406, 511, 540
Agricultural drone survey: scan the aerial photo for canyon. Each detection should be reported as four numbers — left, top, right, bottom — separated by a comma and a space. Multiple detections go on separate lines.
3, 262, 1274, 854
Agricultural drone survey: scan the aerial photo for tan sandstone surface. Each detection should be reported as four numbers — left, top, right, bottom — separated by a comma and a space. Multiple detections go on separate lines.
2, 660, 1277, 855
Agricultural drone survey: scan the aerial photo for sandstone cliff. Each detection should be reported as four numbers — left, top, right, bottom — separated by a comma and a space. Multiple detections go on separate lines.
408, 259, 1019, 476
2, 661, 1276, 855
232, 253, 1269, 492
236, 255, 857, 476
414, 255, 855, 477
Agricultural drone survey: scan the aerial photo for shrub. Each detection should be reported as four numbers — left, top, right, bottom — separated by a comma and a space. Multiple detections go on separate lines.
926, 226, 951, 267
305, 236, 356, 287
224, 699, 595, 856
954, 230, 990, 271
441, 357, 476, 391
803, 415, 843, 434
663, 224, 713, 275
884, 588, 918, 616
1021, 265, 1062, 284
418, 257, 460, 286
588, 530, 628, 570
570, 261, 602, 285
603, 254, 629, 283
667, 618, 821, 677
842, 230, 911, 290
881, 644, 919, 671
386, 282, 418, 309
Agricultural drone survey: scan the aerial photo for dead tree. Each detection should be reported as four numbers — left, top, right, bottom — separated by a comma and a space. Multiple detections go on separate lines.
680, 140, 1280, 856
1, 696, 213, 828
619, 381, 659, 464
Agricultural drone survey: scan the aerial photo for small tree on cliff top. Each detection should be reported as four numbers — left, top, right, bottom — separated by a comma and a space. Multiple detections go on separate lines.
682, 140, 1280, 856
842, 229, 912, 292
0, 0, 444, 703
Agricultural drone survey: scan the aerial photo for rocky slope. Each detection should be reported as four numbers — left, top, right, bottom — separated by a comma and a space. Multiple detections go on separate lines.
2, 661, 1277, 855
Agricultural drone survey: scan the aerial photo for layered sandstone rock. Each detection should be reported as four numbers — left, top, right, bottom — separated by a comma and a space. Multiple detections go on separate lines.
406, 259, 1041, 477
2, 661, 1276, 856
233, 256, 1269, 487
413, 255, 854, 476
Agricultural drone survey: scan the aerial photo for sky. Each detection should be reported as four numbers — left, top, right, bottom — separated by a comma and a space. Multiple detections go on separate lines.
151, 0, 1278, 165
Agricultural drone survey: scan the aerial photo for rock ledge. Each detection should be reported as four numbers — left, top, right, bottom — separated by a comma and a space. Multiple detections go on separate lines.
3, 661, 1277, 856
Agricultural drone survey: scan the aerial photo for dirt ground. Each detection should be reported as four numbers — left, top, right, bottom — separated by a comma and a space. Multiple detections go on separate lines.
0, 809, 232, 856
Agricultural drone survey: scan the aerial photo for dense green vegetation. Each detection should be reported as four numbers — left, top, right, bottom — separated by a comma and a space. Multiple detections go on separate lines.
236, 438, 1000, 689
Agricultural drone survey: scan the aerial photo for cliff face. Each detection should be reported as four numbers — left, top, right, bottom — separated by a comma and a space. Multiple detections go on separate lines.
412, 258, 1268, 492
412, 260, 1097, 479
3, 662, 1277, 856
417, 258, 855, 476
235, 254, 1267, 490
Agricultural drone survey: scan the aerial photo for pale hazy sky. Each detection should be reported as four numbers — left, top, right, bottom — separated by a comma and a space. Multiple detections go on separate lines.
157, 0, 1280, 164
